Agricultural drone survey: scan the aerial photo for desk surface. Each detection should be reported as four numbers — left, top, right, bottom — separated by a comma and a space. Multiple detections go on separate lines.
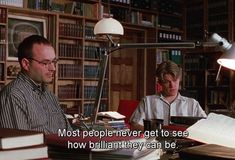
179, 144, 235, 160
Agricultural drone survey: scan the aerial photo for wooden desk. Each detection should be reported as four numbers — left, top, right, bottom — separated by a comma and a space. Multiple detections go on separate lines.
179, 144, 235, 160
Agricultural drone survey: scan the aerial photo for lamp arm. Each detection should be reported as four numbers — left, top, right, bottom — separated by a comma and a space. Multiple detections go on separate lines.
92, 49, 109, 125
116, 42, 196, 49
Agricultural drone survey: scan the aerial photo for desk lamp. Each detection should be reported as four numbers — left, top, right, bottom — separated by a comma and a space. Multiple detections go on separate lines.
91, 17, 235, 127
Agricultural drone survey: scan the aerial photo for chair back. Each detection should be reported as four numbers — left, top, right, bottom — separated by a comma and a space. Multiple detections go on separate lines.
117, 99, 139, 123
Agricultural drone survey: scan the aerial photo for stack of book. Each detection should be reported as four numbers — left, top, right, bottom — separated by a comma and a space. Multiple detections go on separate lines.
46, 133, 161, 160
97, 111, 129, 131
0, 128, 48, 160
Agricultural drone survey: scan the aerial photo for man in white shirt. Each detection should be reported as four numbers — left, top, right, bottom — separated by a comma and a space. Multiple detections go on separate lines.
130, 60, 206, 131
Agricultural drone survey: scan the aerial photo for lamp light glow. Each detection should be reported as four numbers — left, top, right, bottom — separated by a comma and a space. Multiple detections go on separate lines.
211, 33, 235, 70
217, 43, 235, 70
217, 59, 235, 70
94, 18, 124, 35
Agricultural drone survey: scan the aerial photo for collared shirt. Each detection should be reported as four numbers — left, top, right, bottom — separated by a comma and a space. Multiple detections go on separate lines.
130, 94, 207, 125
0, 72, 72, 134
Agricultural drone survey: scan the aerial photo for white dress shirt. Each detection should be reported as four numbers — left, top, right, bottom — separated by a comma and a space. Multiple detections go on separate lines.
130, 94, 207, 125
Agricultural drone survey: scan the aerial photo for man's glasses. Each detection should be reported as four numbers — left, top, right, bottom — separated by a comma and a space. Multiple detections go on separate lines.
27, 58, 58, 67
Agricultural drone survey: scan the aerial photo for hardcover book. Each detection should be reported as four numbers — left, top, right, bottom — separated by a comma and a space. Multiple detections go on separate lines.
0, 144, 48, 160
0, 128, 44, 149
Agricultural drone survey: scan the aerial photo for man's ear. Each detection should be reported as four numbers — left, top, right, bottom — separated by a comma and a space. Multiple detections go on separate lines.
21, 58, 30, 71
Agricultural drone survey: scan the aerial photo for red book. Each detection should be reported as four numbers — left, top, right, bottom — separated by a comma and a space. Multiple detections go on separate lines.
45, 130, 145, 151
0, 128, 44, 149
0, 144, 48, 160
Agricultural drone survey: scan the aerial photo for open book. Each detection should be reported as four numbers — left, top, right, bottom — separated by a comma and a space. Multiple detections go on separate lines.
187, 113, 235, 148
97, 111, 126, 120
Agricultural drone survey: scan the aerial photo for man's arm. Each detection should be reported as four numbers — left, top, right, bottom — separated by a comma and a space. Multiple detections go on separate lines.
193, 100, 207, 117
129, 99, 146, 132
0, 92, 30, 130
130, 121, 144, 132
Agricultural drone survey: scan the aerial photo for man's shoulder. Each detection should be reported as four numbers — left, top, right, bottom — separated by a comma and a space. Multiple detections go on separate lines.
144, 95, 160, 101
178, 94, 198, 103
0, 78, 23, 96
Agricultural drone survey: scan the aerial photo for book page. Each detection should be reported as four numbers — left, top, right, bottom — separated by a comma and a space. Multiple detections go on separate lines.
187, 113, 235, 148
98, 111, 126, 119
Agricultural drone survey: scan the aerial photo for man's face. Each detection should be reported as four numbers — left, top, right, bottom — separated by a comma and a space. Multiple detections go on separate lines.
25, 44, 56, 83
160, 74, 180, 97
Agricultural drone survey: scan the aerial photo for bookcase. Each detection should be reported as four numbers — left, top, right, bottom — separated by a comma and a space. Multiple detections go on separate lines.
0, 0, 110, 118
152, 0, 185, 95
101, 0, 186, 109
5, 0, 234, 117
184, 0, 235, 113
0, 7, 6, 92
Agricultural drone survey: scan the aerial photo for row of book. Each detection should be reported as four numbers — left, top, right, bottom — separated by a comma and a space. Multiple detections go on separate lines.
59, 43, 82, 58
184, 74, 205, 87
111, 7, 129, 23
0, 8, 6, 23
59, 22, 83, 38
157, 0, 182, 15
158, 31, 182, 41
106, 0, 130, 4
186, 1, 204, 40
208, 71, 230, 87
28, 0, 98, 18
84, 85, 108, 99
58, 64, 82, 78
58, 84, 81, 99
85, 25, 96, 40
64, 2, 98, 18
59, 43, 105, 60
0, 44, 6, 61
105, 0, 181, 16
27, 0, 50, 10
131, 0, 151, 9
184, 55, 206, 70
0, 0, 23, 7
158, 15, 182, 31
208, 90, 228, 105
131, 11, 157, 27
58, 83, 109, 100
208, 0, 228, 37
0, 26, 5, 43
84, 46, 105, 60
84, 65, 99, 78
156, 49, 182, 65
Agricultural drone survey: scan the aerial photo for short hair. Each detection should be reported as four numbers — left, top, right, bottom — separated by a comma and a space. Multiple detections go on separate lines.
156, 60, 181, 82
17, 35, 51, 65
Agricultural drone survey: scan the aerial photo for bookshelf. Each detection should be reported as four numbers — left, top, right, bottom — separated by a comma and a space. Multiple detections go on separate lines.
0, 7, 6, 92
184, 0, 235, 113
186, 0, 204, 41
5, 0, 235, 118
0, 0, 109, 118
57, 14, 84, 114
152, 0, 185, 95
